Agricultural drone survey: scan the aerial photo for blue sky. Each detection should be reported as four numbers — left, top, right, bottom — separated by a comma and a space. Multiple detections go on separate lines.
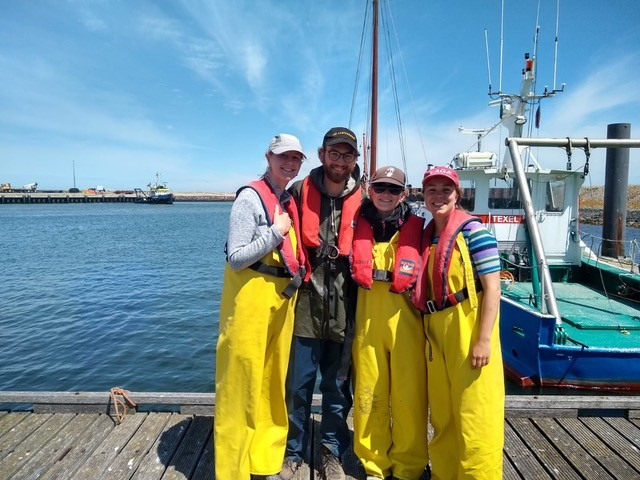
2, 0, 639, 192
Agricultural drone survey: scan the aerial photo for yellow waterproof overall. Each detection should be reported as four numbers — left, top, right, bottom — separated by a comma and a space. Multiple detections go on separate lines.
352, 234, 429, 480
424, 235, 504, 480
214, 246, 298, 480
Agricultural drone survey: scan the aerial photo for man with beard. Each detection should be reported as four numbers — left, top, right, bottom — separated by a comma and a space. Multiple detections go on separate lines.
279, 127, 362, 480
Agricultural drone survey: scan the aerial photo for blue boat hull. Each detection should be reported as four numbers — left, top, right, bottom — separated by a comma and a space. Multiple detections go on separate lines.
500, 297, 640, 391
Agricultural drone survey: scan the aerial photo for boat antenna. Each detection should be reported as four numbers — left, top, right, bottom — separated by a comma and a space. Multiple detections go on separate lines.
499, 0, 504, 93
484, 28, 493, 95
553, 0, 560, 91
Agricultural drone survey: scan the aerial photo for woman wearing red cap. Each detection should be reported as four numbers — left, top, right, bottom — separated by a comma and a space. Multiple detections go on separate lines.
413, 166, 504, 480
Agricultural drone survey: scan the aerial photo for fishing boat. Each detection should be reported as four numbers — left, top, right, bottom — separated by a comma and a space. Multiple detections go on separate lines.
359, 1, 640, 390
447, 48, 640, 389
135, 173, 174, 205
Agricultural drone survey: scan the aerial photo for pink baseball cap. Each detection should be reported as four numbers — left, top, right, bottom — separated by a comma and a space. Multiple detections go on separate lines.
421, 166, 459, 188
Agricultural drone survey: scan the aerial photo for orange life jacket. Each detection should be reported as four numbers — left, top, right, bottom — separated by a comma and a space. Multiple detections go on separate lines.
351, 212, 424, 293
299, 177, 361, 256
411, 209, 481, 312
240, 179, 306, 277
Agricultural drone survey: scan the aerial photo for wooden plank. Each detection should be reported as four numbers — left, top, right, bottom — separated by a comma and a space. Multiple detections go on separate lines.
3, 392, 640, 418
504, 419, 552, 479
507, 408, 577, 418
38, 414, 115, 480
160, 414, 211, 480
556, 417, 639, 480
73, 412, 147, 478
0, 413, 73, 479
190, 427, 214, 480
102, 412, 172, 479
581, 417, 640, 475
531, 417, 614, 479
508, 417, 581, 479
503, 455, 523, 480
603, 417, 640, 449
131, 414, 191, 480
10, 413, 97, 480
0, 413, 51, 462
0, 412, 31, 441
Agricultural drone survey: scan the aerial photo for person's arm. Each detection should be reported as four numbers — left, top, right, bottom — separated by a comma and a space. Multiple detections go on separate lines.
470, 270, 501, 369
226, 188, 285, 271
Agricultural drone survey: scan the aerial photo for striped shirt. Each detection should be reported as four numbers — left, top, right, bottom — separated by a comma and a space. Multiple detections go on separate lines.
432, 220, 500, 277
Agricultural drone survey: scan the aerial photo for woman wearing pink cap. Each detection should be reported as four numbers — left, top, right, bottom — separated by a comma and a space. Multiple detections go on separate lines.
413, 166, 504, 480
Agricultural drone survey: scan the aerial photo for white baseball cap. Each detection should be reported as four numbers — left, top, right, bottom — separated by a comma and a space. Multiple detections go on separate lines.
268, 133, 305, 158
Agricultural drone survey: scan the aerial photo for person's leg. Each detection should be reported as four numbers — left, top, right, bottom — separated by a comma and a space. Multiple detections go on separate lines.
318, 339, 353, 458
352, 314, 392, 479
285, 335, 320, 462
249, 299, 296, 475
388, 310, 428, 480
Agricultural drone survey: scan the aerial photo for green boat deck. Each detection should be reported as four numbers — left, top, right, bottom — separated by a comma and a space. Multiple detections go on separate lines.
502, 281, 640, 349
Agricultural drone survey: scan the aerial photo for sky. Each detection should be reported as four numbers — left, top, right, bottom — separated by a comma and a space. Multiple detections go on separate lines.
2, 0, 640, 192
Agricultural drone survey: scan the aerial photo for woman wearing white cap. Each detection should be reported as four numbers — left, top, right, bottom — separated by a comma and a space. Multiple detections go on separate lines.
215, 134, 307, 480
350, 166, 428, 480
413, 166, 504, 480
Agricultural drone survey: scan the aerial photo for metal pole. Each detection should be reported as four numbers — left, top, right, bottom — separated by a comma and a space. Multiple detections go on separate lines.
602, 124, 631, 258
506, 139, 562, 323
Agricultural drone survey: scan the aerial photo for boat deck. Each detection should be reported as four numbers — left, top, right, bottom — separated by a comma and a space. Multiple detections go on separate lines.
1, 392, 639, 479
503, 281, 640, 349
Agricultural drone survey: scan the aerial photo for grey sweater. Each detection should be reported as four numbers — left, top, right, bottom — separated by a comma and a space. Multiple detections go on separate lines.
226, 184, 291, 271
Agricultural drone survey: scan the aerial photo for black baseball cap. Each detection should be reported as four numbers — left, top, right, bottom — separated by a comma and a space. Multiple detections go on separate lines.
322, 127, 358, 151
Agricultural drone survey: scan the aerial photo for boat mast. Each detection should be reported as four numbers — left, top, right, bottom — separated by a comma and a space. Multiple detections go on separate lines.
370, 0, 379, 176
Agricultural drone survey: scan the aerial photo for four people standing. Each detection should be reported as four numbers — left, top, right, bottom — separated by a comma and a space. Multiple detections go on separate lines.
215, 128, 504, 480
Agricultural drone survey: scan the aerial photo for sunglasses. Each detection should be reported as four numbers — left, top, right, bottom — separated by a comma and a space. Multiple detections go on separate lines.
371, 184, 404, 195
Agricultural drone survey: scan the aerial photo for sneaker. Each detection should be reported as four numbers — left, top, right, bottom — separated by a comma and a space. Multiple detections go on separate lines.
319, 445, 345, 480
279, 458, 301, 480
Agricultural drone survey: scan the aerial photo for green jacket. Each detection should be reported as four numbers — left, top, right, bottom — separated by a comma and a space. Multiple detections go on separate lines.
289, 164, 362, 342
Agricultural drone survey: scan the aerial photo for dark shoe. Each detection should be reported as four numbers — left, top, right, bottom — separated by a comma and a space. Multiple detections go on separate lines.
279, 458, 302, 480
319, 445, 345, 480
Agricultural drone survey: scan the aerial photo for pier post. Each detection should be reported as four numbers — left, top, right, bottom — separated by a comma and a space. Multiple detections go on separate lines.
602, 123, 631, 258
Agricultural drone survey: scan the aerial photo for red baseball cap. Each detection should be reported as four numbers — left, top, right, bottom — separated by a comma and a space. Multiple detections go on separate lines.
422, 166, 459, 188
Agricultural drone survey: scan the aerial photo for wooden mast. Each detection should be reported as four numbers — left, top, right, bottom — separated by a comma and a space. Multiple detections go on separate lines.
370, 0, 379, 176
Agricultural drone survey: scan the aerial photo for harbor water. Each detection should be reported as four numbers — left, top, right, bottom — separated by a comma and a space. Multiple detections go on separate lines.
1, 203, 639, 394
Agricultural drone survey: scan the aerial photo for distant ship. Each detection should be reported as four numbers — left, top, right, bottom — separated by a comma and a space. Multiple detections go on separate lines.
135, 173, 174, 205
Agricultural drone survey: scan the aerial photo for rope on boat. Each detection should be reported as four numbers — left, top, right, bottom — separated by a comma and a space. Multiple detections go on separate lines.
500, 270, 515, 290
110, 387, 137, 424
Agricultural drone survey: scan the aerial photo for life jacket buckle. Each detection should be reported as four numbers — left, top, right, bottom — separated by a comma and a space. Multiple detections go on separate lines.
318, 242, 340, 260
425, 300, 437, 314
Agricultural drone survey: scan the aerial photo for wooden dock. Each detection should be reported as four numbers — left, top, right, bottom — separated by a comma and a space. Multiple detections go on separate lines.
1, 392, 639, 479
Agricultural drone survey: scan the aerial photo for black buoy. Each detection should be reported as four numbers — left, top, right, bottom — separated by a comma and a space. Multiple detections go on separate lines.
602, 123, 631, 258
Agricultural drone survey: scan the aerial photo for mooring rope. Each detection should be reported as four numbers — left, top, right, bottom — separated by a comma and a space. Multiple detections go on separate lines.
110, 387, 137, 424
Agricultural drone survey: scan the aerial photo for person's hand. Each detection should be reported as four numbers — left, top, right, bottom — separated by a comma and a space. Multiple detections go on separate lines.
470, 337, 491, 369
273, 204, 292, 236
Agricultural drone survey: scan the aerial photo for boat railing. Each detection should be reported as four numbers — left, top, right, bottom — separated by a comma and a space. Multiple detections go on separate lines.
581, 232, 640, 274
505, 136, 640, 334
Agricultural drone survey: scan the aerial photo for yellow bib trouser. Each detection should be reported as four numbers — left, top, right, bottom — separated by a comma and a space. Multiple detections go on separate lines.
214, 253, 296, 480
352, 240, 428, 480
425, 239, 504, 480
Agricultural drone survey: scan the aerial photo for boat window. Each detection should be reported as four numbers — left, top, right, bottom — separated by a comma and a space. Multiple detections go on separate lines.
546, 180, 565, 212
460, 180, 475, 211
488, 178, 524, 210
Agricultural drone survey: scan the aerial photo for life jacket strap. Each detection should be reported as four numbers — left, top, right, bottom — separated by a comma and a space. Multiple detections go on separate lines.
425, 280, 483, 314
248, 261, 288, 277
248, 262, 305, 300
